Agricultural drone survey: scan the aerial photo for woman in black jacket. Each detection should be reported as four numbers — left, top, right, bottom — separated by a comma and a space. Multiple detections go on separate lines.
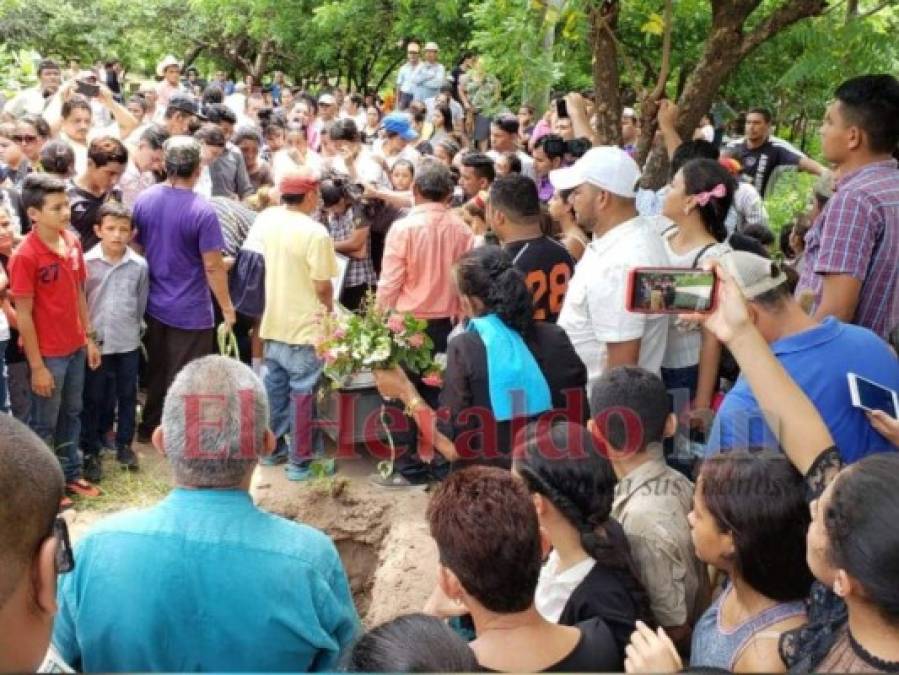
374, 245, 587, 474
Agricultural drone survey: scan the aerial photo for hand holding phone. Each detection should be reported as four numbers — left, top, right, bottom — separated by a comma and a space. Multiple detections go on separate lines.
848, 373, 899, 418
627, 267, 718, 314
75, 80, 100, 98
556, 98, 569, 119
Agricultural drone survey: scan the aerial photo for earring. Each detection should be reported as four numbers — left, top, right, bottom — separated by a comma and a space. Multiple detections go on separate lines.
833, 578, 844, 596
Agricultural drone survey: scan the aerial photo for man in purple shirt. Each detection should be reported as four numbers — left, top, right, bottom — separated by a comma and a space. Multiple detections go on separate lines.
132, 137, 236, 439
797, 74, 899, 345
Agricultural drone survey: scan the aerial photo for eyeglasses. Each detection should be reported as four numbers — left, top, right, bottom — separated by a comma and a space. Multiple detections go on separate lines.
12, 134, 38, 143
53, 517, 75, 574
407, 51, 420, 56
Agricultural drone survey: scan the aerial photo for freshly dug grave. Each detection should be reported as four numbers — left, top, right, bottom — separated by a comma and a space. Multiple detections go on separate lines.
251, 466, 437, 625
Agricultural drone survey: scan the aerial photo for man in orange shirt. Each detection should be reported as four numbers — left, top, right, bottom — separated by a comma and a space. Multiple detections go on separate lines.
376, 160, 474, 487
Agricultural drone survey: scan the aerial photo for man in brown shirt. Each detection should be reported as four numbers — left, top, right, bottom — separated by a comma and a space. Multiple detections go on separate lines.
589, 366, 708, 650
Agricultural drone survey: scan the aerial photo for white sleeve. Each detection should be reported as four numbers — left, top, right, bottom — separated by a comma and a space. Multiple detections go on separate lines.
586, 262, 647, 343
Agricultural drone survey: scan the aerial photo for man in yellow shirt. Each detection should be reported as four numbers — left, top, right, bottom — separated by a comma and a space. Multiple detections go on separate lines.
257, 169, 337, 480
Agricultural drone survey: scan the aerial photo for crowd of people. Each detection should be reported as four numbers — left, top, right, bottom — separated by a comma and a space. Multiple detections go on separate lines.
1, 45, 898, 673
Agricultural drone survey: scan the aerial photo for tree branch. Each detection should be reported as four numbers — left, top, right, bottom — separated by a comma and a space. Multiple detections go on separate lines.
859, 0, 892, 19
739, 0, 828, 57
648, 0, 673, 100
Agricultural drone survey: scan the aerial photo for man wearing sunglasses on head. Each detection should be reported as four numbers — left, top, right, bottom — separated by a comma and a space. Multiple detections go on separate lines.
0, 414, 73, 672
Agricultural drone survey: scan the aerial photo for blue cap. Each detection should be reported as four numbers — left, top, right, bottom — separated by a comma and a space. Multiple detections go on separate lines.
381, 113, 418, 141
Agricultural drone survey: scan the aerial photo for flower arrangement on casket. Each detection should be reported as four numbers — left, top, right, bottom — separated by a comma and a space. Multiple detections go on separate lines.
315, 295, 444, 389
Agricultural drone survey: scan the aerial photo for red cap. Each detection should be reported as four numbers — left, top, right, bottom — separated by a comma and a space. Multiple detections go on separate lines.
278, 168, 319, 196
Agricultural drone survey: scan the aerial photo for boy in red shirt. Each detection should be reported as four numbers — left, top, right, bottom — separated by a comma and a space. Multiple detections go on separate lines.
9, 174, 102, 500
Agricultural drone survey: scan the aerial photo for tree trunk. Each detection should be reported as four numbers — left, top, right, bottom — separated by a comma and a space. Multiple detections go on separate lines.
589, 0, 622, 145
639, 0, 827, 188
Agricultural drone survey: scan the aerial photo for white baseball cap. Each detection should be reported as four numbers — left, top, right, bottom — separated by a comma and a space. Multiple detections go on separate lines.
719, 250, 788, 299
549, 146, 641, 198
424, 42, 440, 52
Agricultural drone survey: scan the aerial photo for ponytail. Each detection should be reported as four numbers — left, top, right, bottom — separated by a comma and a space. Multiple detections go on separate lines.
514, 421, 656, 628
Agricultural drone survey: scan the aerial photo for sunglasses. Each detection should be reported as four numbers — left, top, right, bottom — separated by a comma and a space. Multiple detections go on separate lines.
53, 517, 75, 574
407, 51, 420, 55
12, 134, 38, 143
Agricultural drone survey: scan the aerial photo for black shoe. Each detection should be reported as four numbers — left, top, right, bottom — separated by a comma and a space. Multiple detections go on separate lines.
83, 454, 103, 483
116, 446, 140, 471
136, 426, 152, 444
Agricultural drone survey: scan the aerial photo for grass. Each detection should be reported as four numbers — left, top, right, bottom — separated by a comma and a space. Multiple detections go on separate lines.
70, 447, 172, 512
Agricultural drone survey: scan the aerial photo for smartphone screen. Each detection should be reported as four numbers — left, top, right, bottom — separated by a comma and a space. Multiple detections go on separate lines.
76, 80, 100, 98
852, 375, 899, 417
629, 268, 717, 314
556, 98, 568, 119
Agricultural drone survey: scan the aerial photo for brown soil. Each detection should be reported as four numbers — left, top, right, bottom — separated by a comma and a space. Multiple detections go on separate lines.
251, 460, 437, 625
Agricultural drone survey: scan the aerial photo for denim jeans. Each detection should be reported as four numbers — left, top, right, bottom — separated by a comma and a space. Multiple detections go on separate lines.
7, 361, 31, 422
662, 364, 701, 479
0, 340, 8, 414
81, 349, 140, 454
263, 341, 324, 468
30, 348, 86, 482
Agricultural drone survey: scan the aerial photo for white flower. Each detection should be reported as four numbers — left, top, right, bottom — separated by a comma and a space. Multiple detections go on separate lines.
363, 343, 392, 365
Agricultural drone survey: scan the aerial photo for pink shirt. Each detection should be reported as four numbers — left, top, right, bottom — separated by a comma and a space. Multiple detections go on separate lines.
155, 80, 184, 112
377, 202, 475, 319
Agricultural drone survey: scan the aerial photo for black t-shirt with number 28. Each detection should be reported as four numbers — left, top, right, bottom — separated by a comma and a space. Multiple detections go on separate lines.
505, 236, 575, 323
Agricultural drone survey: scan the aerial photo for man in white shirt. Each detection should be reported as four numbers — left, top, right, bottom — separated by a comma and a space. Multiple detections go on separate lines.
552, 146, 670, 381
3, 59, 61, 117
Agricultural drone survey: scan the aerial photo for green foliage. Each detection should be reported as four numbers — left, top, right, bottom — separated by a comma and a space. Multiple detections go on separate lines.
0, 0, 896, 123
766, 171, 817, 236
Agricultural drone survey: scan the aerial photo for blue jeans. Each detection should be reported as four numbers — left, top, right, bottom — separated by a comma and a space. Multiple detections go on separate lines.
81, 349, 140, 454
662, 364, 701, 479
30, 348, 86, 482
263, 341, 324, 468
0, 340, 8, 414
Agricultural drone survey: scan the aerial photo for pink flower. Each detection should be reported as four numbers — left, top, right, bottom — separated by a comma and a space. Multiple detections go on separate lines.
325, 349, 340, 364
387, 314, 406, 334
408, 333, 425, 348
422, 372, 443, 388
333, 327, 347, 340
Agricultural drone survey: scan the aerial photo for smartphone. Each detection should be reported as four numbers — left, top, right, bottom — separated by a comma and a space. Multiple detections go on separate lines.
53, 517, 75, 574
848, 373, 899, 418
626, 267, 718, 314
75, 80, 100, 98
556, 98, 568, 119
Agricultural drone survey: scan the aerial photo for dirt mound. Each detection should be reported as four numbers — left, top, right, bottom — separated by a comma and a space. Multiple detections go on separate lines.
252, 466, 437, 625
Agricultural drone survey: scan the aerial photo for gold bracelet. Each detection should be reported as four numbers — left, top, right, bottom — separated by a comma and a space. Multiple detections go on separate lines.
404, 395, 427, 417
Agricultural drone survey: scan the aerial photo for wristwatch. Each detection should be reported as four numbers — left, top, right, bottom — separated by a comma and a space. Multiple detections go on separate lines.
86, 330, 99, 342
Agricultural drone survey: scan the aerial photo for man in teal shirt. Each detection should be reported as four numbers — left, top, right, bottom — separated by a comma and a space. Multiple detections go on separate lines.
52, 355, 359, 671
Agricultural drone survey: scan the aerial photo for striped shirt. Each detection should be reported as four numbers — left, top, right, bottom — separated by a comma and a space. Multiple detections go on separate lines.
84, 244, 149, 355
797, 160, 899, 340
322, 206, 375, 289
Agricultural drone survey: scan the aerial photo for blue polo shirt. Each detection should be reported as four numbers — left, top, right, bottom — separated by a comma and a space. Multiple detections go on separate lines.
53, 489, 359, 672
706, 318, 899, 462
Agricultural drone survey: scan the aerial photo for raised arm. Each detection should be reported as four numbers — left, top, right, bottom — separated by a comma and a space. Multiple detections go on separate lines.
657, 100, 683, 160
